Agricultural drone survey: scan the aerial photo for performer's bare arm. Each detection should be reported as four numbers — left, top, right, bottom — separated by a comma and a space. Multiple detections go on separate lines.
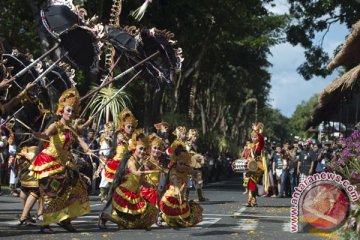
77, 134, 92, 154
127, 158, 142, 176
297, 161, 301, 175
1, 82, 36, 115
32, 122, 57, 140
75, 116, 95, 132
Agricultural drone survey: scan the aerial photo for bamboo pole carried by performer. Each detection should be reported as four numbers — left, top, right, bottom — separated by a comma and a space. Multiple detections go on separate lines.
79, 51, 159, 117
5, 44, 60, 85
19, 53, 69, 89
0, 106, 24, 126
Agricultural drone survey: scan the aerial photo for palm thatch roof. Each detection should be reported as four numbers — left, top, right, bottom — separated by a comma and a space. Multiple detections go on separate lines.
327, 21, 360, 71
319, 64, 360, 106
306, 64, 360, 129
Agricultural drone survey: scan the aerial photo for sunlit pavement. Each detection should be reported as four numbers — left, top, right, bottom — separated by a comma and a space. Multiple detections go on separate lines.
0, 176, 333, 240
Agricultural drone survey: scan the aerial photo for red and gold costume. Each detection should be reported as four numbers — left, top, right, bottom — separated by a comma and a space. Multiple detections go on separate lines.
105, 108, 138, 182
100, 130, 157, 229
16, 146, 39, 196
140, 134, 164, 206
160, 142, 203, 227
29, 88, 90, 225
244, 122, 268, 207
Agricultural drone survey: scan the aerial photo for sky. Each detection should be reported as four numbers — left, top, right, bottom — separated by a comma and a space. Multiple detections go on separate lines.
266, 1, 351, 117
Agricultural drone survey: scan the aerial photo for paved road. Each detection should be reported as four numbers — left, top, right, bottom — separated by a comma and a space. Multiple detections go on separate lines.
0, 176, 335, 239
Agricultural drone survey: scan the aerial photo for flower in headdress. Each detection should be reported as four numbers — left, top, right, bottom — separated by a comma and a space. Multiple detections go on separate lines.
56, 88, 80, 116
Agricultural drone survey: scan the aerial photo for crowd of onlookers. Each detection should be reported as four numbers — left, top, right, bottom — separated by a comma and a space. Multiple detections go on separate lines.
252, 138, 342, 198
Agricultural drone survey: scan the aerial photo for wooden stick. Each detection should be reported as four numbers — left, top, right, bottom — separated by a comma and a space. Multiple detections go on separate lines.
7, 43, 60, 84
0, 106, 24, 126
14, 118, 32, 131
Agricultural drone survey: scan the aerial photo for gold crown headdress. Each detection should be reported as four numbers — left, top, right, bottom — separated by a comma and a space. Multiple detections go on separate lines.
128, 128, 148, 151
104, 122, 114, 133
117, 108, 138, 131
167, 139, 190, 164
56, 88, 80, 115
148, 133, 165, 151
252, 122, 264, 134
250, 130, 258, 139
172, 126, 186, 137
187, 128, 199, 139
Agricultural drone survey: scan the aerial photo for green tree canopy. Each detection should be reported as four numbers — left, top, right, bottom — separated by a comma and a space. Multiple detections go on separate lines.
289, 94, 319, 138
286, 0, 360, 80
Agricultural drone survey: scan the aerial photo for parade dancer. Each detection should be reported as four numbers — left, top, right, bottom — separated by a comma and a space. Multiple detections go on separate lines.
244, 122, 268, 207
140, 134, 165, 206
140, 134, 167, 225
186, 129, 208, 202
98, 130, 157, 230
104, 108, 138, 183
159, 142, 203, 227
16, 146, 42, 225
29, 88, 93, 232
167, 126, 188, 198
154, 122, 171, 149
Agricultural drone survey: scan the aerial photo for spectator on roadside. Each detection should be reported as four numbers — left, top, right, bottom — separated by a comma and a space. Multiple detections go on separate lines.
287, 145, 298, 197
309, 143, 321, 175
297, 142, 312, 183
272, 146, 282, 197
280, 149, 290, 198
314, 142, 332, 174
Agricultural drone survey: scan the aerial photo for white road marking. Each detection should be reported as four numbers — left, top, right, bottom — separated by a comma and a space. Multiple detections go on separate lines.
90, 203, 103, 207
282, 222, 291, 232
233, 206, 246, 217
232, 219, 259, 231
203, 213, 233, 217
237, 214, 290, 219
197, 217, 221, 227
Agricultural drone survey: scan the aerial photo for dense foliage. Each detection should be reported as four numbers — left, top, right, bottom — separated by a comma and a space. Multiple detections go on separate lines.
286, 0, 360, 80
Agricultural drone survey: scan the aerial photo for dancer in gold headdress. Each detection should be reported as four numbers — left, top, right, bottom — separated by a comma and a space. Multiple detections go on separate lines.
104, 108, 138, 183
29, 88, 92, 232
159, 141, 203, 227
98, 129, 157, 230
140, 134, 165, 206
244, 122, 268, 207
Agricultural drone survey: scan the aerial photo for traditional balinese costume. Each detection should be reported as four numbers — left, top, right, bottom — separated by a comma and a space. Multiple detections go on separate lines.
29, 88, 90, 229
159, 142, 203, 227
104, 108, 138, 182
17, 146, 42, 225
244, 122, 268, 207
98, 130, 157, 230
140, 134, 164, 206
